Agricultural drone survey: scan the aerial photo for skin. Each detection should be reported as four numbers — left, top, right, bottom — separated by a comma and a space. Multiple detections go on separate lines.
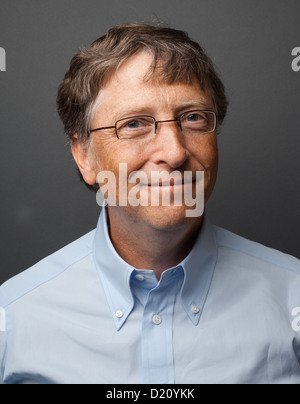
72, 51, 219, 279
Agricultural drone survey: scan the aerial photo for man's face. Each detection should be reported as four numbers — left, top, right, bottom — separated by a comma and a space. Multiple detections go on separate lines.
75, 51, 218, 231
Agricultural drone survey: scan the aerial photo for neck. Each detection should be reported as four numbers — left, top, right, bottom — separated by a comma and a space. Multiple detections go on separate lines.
107, 206, 203, 280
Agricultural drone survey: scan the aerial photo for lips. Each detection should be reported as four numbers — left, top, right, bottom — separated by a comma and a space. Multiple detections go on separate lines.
148, 179, 188, 187
128, 171, 196, 187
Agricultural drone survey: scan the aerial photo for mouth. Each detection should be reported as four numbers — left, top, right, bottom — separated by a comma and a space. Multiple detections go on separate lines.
129, 171, 198, 187
144, 179, 196, 187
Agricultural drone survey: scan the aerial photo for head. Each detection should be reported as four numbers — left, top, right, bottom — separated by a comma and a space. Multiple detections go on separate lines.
57, 24, 228, 231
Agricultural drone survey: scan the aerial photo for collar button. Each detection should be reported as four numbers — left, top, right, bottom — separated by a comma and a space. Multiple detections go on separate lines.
192, 306, 200, 314
116, 310, 124, 319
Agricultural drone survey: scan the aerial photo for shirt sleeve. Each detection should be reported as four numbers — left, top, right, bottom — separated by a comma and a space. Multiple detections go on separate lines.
0, 307, 7, 384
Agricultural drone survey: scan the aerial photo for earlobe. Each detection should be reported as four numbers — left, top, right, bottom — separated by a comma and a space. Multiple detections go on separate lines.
71, 135, 97, 185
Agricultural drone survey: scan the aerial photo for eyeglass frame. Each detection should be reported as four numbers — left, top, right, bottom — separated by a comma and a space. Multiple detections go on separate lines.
89, 110, 222, 139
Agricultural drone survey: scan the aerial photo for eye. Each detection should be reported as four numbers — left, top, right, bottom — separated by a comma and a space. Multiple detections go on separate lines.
126, 120, 143, 129
181, 111, 208, 128
185, 112, 205, 122
117, 116, 155, 140
118, 117, 153, 131
180, 111, 215, 135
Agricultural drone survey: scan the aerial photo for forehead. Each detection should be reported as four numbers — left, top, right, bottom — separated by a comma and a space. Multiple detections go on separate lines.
93, 51, 213, 122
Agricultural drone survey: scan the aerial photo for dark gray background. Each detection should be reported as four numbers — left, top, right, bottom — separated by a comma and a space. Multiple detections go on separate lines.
0, 0, 299, 285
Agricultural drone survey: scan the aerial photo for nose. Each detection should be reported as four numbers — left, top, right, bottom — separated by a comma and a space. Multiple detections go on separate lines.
154, 118, 182, 134
152, 119, 189, 169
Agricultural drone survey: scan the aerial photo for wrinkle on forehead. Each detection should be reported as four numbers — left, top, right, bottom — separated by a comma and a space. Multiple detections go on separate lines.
90, 51, 212, 128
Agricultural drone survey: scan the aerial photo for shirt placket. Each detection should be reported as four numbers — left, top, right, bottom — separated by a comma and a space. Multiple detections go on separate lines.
141, 269, 183, 384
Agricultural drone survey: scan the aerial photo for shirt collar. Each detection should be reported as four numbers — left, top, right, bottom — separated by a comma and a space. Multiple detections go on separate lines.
93, 207, 218, 330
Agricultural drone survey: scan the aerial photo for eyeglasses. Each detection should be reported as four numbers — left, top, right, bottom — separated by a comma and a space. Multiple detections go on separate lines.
90, 110, 218, 140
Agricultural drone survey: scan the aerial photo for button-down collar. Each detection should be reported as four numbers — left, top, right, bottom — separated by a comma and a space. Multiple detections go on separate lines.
93, 207, 218, 330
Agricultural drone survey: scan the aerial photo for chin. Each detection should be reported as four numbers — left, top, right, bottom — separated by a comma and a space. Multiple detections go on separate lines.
134, 204, 202, 231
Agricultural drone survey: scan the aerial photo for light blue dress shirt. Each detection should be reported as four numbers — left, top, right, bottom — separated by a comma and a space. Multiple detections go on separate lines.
0, 208, 300, 384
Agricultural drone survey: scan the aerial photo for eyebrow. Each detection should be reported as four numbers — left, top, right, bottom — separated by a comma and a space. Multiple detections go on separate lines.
114, 108, 151, 120
174, 99, 215, 112
114, 99, 215, 121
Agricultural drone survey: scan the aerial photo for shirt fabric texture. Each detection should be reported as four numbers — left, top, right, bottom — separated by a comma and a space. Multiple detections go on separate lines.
0, 208, 300, 384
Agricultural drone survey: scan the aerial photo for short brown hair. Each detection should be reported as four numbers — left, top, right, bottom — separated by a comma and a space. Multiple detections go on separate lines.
57, 23, 228, 142
56, 24, 228, 190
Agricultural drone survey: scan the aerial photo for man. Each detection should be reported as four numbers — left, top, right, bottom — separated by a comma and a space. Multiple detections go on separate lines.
0, 24, 299, 384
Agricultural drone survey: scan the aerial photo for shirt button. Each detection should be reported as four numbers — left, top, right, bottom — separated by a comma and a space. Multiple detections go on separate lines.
135, 274, 145, 281
152, 315, 162, 325
192, 306, 200, 314
115, 310, 124, 319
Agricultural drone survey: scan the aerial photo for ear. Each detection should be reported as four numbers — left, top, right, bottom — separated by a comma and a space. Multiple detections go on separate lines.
72, 135, 97, 186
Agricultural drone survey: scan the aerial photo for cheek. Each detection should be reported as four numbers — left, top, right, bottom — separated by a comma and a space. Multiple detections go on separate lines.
206, 139, 219, 172
188, 135, 218, 203
201, 136, 219, 200
91, 136, 148, 176
188, 134, 218, 171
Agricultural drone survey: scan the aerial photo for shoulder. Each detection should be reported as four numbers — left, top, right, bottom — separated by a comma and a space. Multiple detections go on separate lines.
0, 229, 96, 308
213, 225, 300, 275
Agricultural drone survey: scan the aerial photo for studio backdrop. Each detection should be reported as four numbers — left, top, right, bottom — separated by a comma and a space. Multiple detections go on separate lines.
0, 0, 299, 284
